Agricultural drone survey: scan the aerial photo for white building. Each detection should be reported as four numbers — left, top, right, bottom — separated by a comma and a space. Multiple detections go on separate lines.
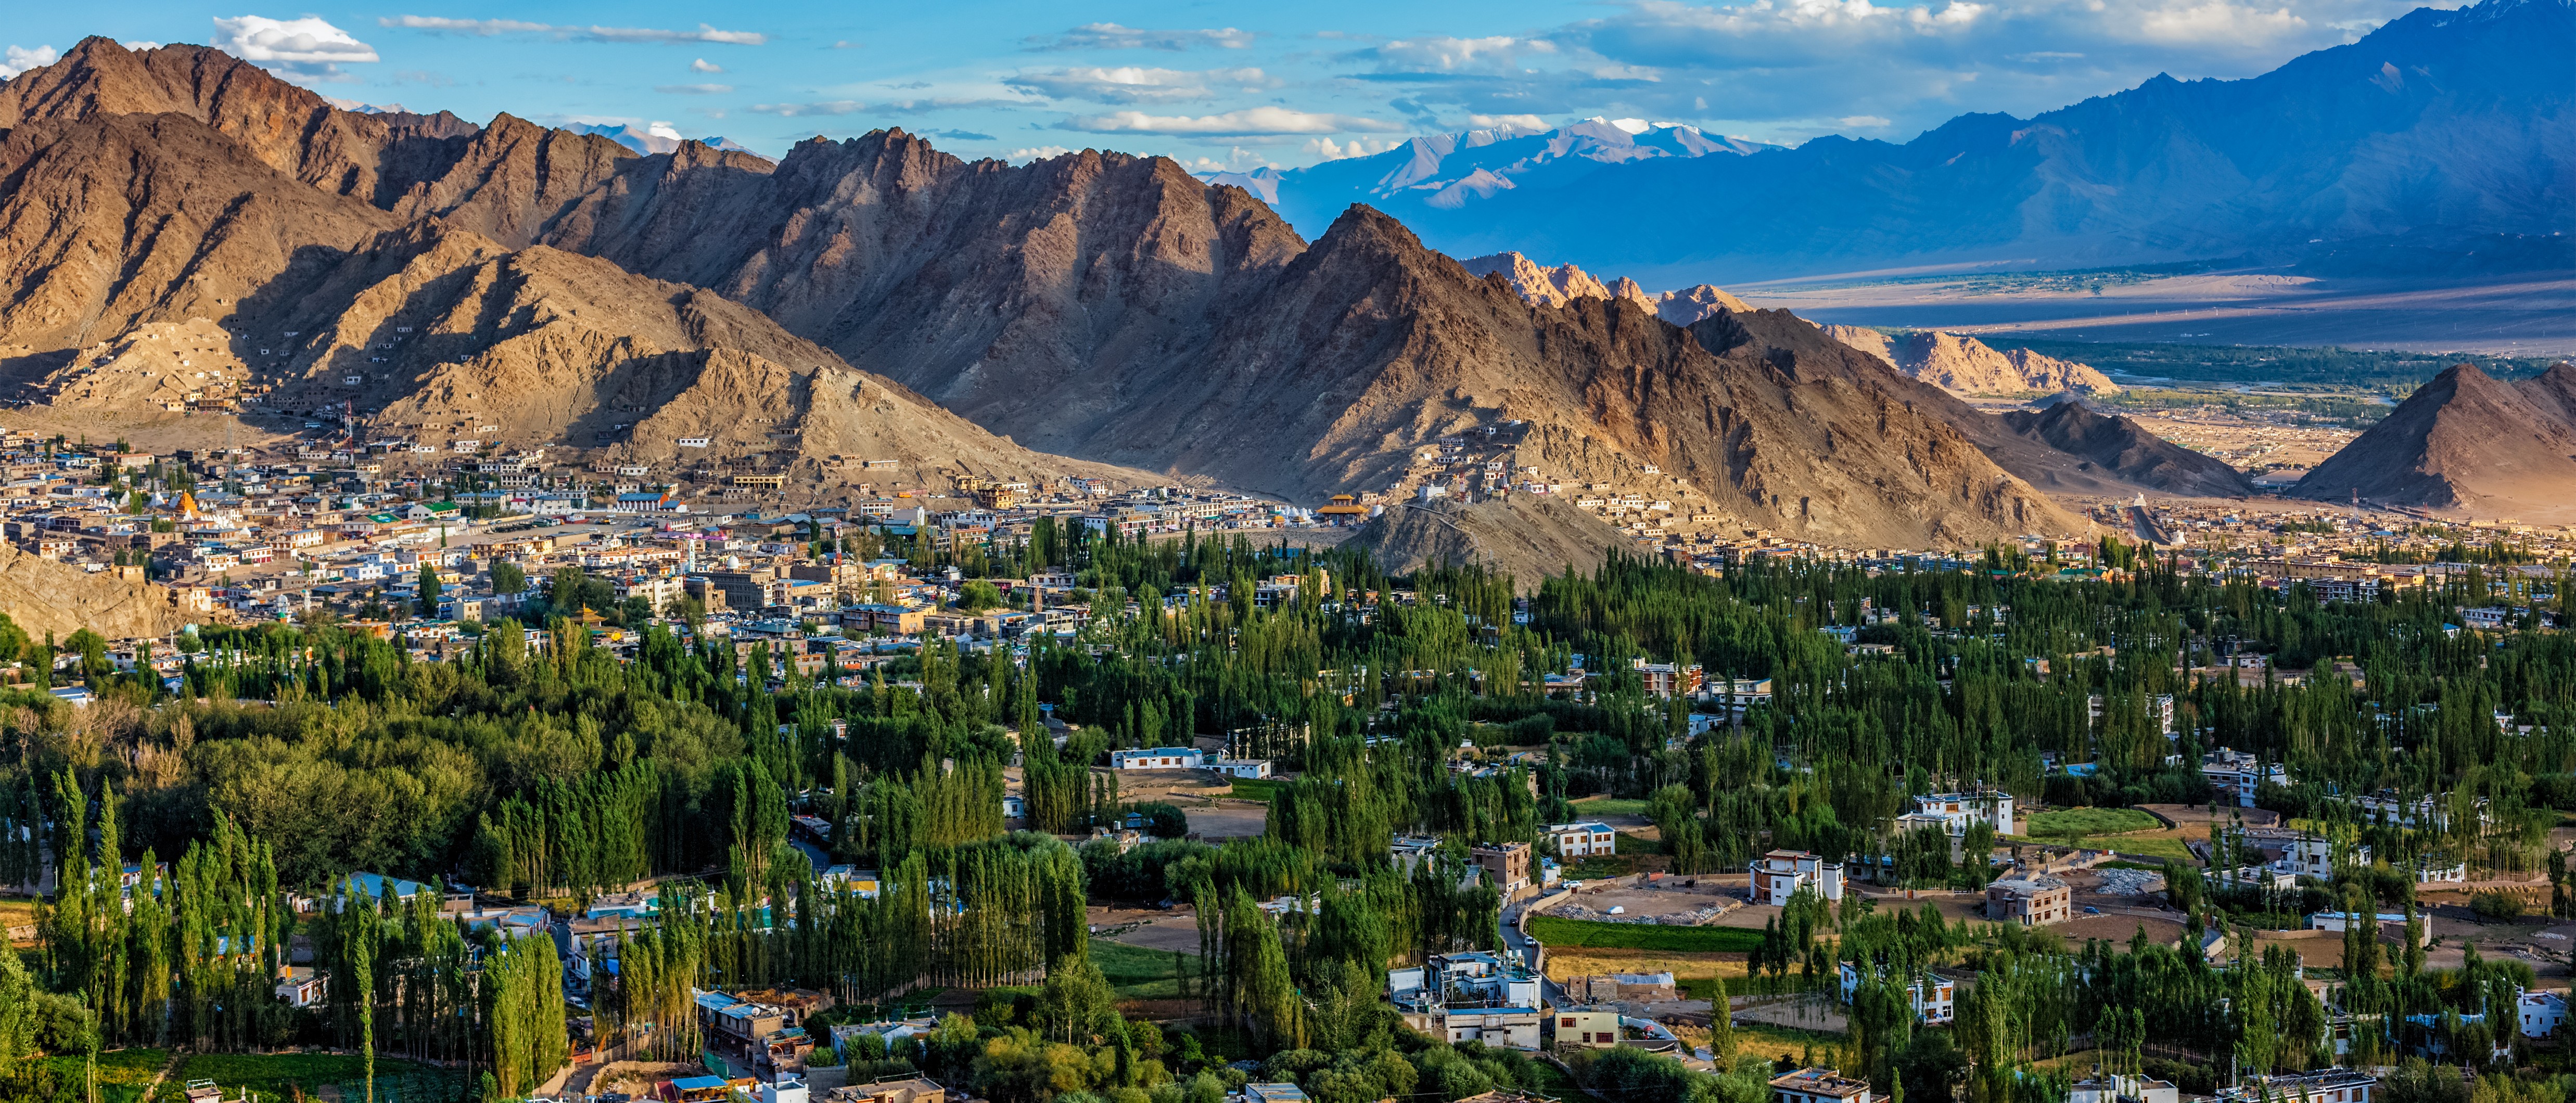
1389, 952, 1546, 1049
2071, 1074, 2179, 1103
1836, 961, 1954, 1024
1547, 820, 1618, 858
2201, 747, 2287, 807
1110, 747, 1204, 769
1206, 757, 1272, 779
2275, 837, 2362, 879
2520, 990, 2567, 1038
1770, 1069, 1872, 1103
1750, 849, 1844, 904
2220, 1069, 2377, 1103
1898, 790, 2017, 837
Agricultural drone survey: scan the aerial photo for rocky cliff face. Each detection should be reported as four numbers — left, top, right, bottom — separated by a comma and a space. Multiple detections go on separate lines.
2293, 363, 2576, 519
1820, 326, 2120, 396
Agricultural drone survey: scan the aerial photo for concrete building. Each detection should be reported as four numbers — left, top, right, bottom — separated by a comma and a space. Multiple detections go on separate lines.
1750, 849, 1844, 904
2520, 990, 2567, 1038
2218, 1069, 2376, 1103
1555, 1007, 1622, 1050
1389, 952, 1546, 1049
1770, 1069, 1872, 1103
1984, 875, 2071, 926
2202, 747, 2287, 807
1631, 657, 1705, 699
2069, 1074, 2180, 1103
1901, 789, 2017, 836
1110, 747, 1204, 769
1471, 841, 1533, 893
1837, 961, 1954, 1024
1546, 820, 1617, 858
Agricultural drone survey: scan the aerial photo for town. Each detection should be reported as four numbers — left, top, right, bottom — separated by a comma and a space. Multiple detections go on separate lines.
4, 418, 2574, 1103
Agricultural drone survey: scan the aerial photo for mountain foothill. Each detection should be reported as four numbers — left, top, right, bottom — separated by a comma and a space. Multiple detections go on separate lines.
0, 26, 2566, 546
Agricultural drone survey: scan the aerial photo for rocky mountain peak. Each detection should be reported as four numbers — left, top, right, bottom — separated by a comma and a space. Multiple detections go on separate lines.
1820, 325, 2119, 396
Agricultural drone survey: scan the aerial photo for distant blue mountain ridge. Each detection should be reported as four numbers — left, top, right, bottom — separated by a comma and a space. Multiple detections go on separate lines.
1216, 0, 2574, 286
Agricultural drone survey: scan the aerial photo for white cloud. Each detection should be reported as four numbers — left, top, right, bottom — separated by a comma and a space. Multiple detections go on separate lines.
748, 100, 865, 117
1838, 114, 1893, 127
1328, 0, 2436, 146
1360, 35, 1553, 73
1026, 23, 1256, 51
2132, 2, 2308, 46
649, 121, 684, 141
211, 16, 379, 81
1467, 114, 1550, 131
691, 57, 724, 73
1004, 66, 1279, 104
380, 16, 766, 46
124, 41, 164, 51
1009, 145, 1076, 162
1059, 107, 1404, 136
2, 44, 59, 79
1188, 147, 1279, 172
657, 83, 733, 94
1301, 135, 1408, 160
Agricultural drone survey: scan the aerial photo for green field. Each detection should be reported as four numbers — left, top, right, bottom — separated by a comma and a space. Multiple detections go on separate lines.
1226, 778, 1289, 803
152, 1054, 462, 1103
1526, 915, 1764, 953
2024, 807, 2162, 836
1089, 939, 1195, 999
34, 1048, 168, 1103
1568, 797, 1649, 816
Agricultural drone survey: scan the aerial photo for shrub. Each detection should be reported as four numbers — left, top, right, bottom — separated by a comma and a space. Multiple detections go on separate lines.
2471, 891, 2528, 919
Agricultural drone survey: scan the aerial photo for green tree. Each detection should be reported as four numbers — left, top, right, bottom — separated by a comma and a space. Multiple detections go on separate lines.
1036, 952, 1119, 1045
491, 559, 527, 594
959, 580, 1004, 613
417, 563, 443, 619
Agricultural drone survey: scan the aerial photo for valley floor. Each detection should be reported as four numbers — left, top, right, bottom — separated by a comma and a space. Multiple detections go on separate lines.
1742, 272, 2576, 356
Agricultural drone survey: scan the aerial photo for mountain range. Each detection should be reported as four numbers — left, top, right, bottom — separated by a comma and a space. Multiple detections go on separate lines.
6, 31, 2562, 549
1253, 0, 2576, 285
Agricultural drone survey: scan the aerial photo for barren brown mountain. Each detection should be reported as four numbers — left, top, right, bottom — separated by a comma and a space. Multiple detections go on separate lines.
2292, 363, 2576, 521
1820, 326, 2120, 396
1998, 400, 2256, 499
0, 37, 2246, 546
1345, 497, 1632, 586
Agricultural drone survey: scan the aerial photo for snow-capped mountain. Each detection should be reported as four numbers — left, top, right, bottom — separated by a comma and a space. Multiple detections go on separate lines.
1263, 118, 1774, 228
1259, 0, 2574, 285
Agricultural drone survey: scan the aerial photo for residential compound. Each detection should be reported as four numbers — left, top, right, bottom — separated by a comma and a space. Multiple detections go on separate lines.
1893, 789, 2017, 838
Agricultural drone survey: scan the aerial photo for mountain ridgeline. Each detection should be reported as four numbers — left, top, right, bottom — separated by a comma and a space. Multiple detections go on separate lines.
1258, 0, 2576, 285
0, 35, 2399, 550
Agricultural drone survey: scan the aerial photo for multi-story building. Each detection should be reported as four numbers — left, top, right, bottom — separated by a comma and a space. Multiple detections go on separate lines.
1895, 789, 2017, 837
1750, 849, 1844, 904
1984, 875, 2071, 926
1471, 841, 1532, 893
2201, 747, 2287, 807
2218, 1069, 2377, 1103
1631, 657, 1705, 699
1389, 952, 1545, 1049
1769, 1068, 1872, 1103
2070, 1074, 2180, 1103
1546, 821, 1617, 858
1836, 961, 1954, 1024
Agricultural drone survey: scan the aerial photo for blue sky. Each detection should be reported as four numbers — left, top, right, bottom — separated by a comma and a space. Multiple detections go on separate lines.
1, 0, 2457, 170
